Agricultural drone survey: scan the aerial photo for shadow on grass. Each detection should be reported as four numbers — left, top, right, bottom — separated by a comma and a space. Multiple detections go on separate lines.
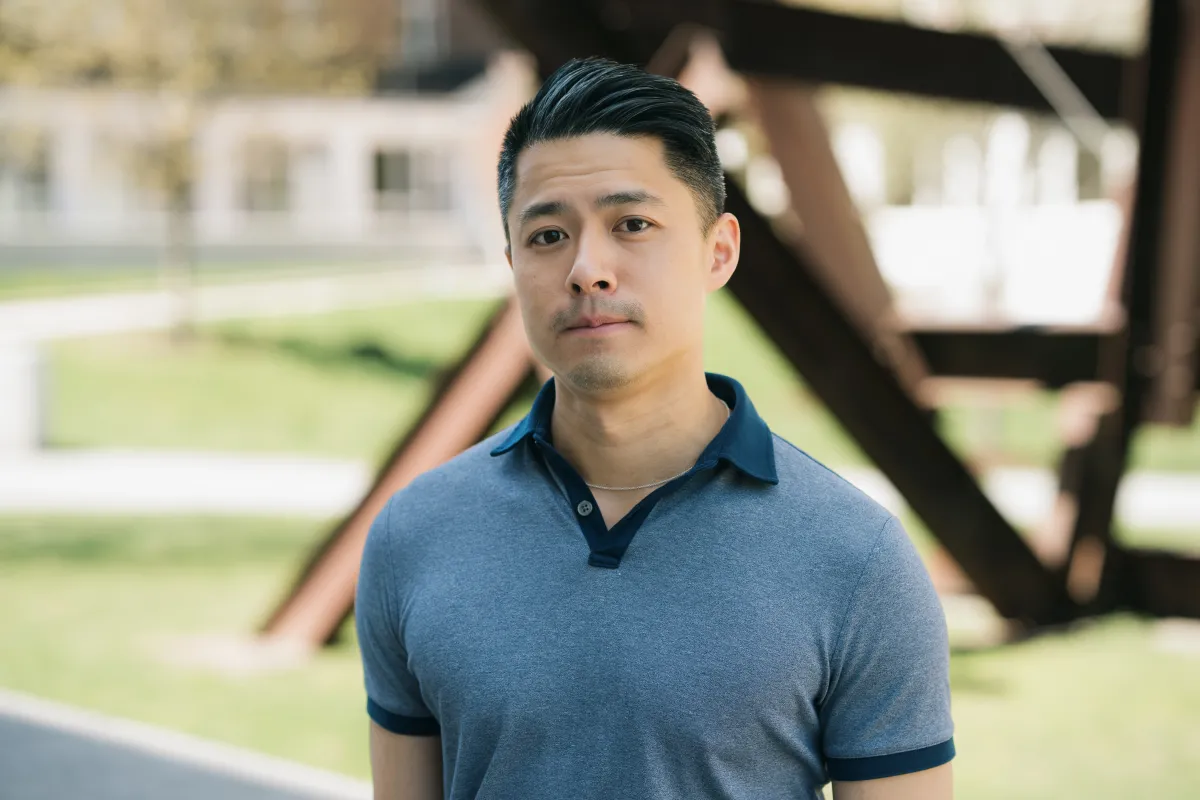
0, 516, 323, 567
215, 330, 443, 382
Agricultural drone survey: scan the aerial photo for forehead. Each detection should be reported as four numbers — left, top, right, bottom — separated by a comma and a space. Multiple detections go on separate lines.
512, 133, 683, 207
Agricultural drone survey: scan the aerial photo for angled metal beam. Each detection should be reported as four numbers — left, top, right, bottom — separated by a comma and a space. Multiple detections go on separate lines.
747, 77, 930, 400
480, 0, 1134, 118
908, 325, 1113, 387
721, 0, 1134, 121
1022, 177, 1135, 599
1123, 550, 1200, 618
894, 322, 1200, 389
1145, 4, 1200, 425
480, 0, 658, 77
1057, 407, 1129, 609
723, 179, 1072, 624
261, 297, 536, 647
1060, 0, 1188, 612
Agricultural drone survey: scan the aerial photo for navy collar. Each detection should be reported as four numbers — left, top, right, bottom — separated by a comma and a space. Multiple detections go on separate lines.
490, 372, 778, 485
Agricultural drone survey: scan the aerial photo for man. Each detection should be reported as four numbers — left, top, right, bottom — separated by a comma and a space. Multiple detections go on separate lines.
356, 58, 954, 800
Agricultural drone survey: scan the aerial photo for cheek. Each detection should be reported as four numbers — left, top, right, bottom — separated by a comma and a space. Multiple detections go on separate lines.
511, 262, 564, 344
513, 275, 546, 323
640, 242, 709, 323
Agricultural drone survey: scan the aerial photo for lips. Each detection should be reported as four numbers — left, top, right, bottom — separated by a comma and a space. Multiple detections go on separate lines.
567, 315, 628, 330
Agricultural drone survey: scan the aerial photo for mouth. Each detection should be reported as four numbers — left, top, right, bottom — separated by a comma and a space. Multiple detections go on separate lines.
563, 318, 633, 336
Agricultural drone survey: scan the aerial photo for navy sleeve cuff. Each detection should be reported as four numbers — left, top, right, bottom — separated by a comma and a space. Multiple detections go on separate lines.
827, 737, 955, 781
367, 698, 441, 736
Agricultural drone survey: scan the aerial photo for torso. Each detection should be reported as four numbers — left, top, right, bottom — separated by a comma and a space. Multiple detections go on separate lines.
379, 428, 929, 800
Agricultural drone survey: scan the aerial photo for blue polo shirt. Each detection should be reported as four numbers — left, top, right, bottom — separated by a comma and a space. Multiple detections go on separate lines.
356, 373, 954, 799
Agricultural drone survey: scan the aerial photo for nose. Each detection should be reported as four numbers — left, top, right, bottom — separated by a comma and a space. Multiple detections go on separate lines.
564, 225, 618, 296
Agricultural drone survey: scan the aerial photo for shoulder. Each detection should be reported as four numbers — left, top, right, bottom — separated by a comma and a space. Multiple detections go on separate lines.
392, 427, 518, 504
768, 439, 942, 653
370, 425, 534, 547
766, 433, 896, 562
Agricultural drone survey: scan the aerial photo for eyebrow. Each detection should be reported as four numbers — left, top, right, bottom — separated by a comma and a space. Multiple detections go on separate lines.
595, 190, 665, 210
517, 190, 665, 229
518, 200, 568, 229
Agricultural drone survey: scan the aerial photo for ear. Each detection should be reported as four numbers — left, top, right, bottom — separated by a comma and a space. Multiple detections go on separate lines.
706, 212, 740, 292
505, 244, 513, 269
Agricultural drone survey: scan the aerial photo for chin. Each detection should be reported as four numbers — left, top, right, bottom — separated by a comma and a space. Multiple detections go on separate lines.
562, 357, 634, 393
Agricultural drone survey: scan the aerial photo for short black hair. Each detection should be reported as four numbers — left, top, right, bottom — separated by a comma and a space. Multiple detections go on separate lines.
498, 57, 725, 241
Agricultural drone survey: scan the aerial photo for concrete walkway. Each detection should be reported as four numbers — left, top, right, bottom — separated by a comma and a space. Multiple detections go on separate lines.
0, 450, 368, 516
2, 449, 1198, 528
846, 464, 1200, 530
0, 688, 370, 800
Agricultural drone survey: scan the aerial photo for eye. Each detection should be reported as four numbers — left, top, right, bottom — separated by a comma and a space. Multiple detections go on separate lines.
530, 229, 567, 246
617, 217, 654, 234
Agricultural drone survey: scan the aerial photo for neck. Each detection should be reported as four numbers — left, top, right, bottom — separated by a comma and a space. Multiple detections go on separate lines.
549, 365, 727, 492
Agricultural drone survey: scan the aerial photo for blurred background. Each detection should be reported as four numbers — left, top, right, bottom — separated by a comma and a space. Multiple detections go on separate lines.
0, 0, 1197, 798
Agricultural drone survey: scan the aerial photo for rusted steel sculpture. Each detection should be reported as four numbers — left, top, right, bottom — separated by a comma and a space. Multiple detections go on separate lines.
263, 0, 1199, 648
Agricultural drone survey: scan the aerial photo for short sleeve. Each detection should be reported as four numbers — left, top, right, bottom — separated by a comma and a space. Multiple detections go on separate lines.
355, 495, 440, 736
820, 515, 954, 781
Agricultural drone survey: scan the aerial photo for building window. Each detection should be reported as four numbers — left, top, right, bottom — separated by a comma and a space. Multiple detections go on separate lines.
374, 149, 410, 210
242, 138, 290, 213
374, 147, 451, 212
0, 134, 51, 213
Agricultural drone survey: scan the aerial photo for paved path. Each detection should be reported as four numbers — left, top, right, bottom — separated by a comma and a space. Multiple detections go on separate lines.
1, 449, 1198, 528
0, 450, 368, 516
844, 465, 1200, 530
0, 689, 370, 800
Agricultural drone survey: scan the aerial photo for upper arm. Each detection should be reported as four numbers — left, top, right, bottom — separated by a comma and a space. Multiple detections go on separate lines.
820, 516, 956, 783
832, 762, 953, 800
357, 497, 444, 791
369, 722, 443, 800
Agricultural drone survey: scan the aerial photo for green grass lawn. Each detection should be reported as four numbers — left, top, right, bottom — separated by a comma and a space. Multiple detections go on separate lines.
0, 265, 163, 300
0, 515, 372, 776
1, 514, 1197, 797
47, 296, 503, 463
45, 289, 1200, 470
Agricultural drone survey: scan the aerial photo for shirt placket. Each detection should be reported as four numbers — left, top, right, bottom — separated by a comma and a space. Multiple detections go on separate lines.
533, 435, 716, 569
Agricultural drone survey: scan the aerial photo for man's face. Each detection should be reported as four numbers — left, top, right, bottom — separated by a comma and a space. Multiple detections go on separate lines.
505, 133, 738, 394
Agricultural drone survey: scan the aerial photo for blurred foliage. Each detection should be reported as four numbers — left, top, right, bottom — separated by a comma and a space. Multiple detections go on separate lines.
0, 0, 394, 93
0, 0, 396, 188
0, 0, 398, 333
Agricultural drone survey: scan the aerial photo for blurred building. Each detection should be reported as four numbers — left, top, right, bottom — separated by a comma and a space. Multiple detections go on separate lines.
0, 0, 526, 268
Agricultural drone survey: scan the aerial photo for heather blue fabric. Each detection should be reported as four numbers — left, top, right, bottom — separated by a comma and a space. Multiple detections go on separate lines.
356, 373, 954, 799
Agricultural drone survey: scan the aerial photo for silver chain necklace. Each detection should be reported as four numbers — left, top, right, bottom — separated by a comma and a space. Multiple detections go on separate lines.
584, 401, 730, 492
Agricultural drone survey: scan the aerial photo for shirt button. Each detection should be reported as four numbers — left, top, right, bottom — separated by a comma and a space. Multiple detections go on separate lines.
576, 500, 594, 517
